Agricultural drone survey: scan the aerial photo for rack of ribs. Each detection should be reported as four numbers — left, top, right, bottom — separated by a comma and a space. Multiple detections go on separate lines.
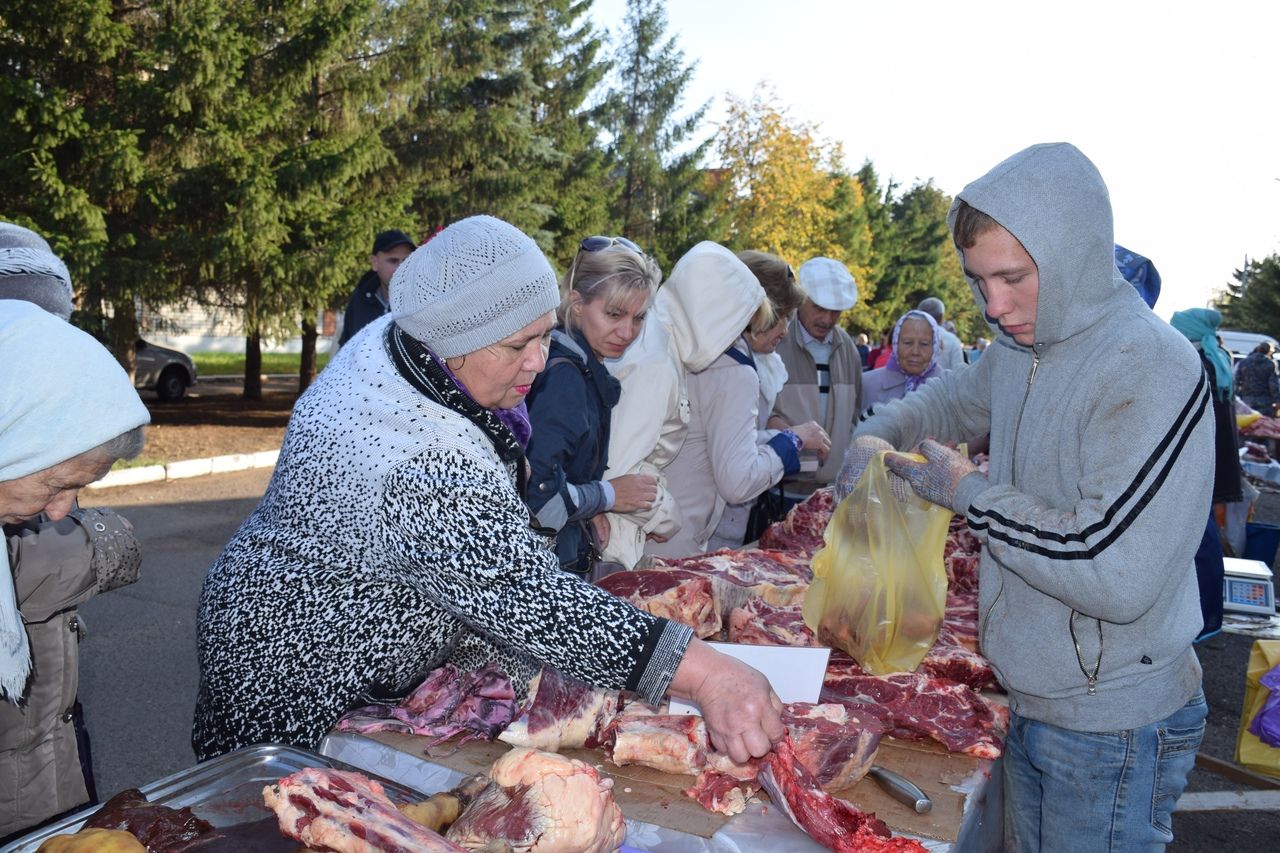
263, 768, 464, 852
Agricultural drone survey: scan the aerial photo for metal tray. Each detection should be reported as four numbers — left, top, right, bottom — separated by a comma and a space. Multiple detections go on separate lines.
2, 742, 429, 852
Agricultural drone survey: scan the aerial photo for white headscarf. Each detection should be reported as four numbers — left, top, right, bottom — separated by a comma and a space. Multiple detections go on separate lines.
0, 301, 150, 700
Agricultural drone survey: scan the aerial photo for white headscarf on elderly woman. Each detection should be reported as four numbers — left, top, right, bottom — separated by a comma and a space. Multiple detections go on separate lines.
0, 301, 150, 699
886, 308, 942, 392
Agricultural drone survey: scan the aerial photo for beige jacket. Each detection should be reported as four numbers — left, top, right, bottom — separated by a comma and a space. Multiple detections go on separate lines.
603, 243, 765, 567
770, 318, 862, 495
1, 509, 140, 837
646, 341, 786, 559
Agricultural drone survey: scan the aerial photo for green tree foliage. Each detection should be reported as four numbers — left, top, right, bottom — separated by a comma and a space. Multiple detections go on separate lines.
855, 179, 977, 342
167, 0, 421, 396
0, 0, 200, 369
1216, 254, 1280, 340
602, 0, 721, 272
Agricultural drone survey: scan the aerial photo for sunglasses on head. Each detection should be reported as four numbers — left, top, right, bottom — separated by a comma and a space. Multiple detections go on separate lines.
579, 235, 643, 254
568, 235, 645, 289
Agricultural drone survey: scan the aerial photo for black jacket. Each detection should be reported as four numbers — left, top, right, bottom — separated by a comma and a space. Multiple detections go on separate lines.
338, 271, 389, 346
524, 329, 620, 573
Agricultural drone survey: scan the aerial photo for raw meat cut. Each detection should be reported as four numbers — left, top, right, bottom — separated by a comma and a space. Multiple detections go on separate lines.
727, 598, 817, 646
445, 748, 625, 853
758, 737, 927, 853
83, 788, 214, 850
784, 702, 884, 790
729, 598, 997, 693
263, 768, 464, 852
336, 664, 518, 752
607, 704, 880, 792
821, 669, 1006, 759
650, 548, 812, 606
944, 519, 982, 594
499, 668, 619, 751
595, 568, 720, 637
758, 489, 835, 556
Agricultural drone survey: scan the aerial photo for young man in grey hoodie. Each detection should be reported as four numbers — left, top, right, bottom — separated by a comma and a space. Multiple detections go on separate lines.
837, 143, 1213, 851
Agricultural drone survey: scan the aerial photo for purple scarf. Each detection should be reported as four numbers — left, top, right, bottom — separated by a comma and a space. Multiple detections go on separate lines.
432, 345, 533, 449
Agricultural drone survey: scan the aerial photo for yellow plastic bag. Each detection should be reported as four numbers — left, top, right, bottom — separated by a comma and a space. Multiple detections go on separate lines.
1237, 411, 1263, 430
1236, 639, 1280, 778
802, 451, 951, 674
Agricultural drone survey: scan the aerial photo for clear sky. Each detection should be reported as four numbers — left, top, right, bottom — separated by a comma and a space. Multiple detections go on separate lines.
591, 0, 1280, 320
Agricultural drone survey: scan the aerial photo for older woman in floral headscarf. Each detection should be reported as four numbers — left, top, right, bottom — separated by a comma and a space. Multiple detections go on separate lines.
859, 309, 941, 417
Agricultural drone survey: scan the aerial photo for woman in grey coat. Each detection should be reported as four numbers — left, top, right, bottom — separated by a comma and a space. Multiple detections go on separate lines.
0, 301, 149, 838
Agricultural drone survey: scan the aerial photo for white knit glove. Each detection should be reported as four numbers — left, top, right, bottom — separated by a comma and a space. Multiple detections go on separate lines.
884, 439, 979, 513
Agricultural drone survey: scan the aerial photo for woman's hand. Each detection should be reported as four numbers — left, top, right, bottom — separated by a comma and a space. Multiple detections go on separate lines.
589, 513, 610, 549
669, 640, 785, 764
609, 473, 658, 513
789, 421, 831, 462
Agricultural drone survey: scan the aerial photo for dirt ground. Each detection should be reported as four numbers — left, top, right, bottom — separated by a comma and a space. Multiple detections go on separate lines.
138, 378, 297, 463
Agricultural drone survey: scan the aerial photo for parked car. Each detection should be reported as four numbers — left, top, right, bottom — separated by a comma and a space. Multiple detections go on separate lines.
1219, 330, 1280, 365
135, 339, 198, 401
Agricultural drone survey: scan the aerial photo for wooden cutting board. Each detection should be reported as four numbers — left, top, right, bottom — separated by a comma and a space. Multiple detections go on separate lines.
361, 731, 988, 842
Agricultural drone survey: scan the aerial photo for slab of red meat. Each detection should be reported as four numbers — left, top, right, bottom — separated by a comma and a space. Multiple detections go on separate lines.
729, 598, 997, 692
84, 788, 214, 850
335, 663, 517, 752
650, 548, 810, 611
595, 568, 720, 637
944, 519, 982, 594
607, 704, 880, 795
498, 667, 619, 751
758, 737, 928, 853
757, 489, 835, 556
821, 668, 1006, 759
263, 768, 464, 852
445, 748, 626, 853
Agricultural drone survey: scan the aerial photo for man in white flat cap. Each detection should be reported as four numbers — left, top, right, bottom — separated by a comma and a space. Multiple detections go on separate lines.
767, 257, 862, 505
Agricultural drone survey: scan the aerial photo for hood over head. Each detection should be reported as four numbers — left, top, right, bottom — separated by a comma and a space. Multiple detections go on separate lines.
654, 242, 765, 372
948, 142, 1142, 350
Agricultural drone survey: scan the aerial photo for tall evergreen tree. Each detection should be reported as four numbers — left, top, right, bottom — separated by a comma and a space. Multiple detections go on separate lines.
168, 0, 421, 397
603, 0, 720, 271
1216, 254, 1280, 340
0, 0, 215, 371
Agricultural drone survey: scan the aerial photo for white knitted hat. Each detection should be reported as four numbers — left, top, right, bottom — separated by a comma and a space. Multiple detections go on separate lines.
0, 222, 74, 320
798, 257, 858, 311
391, 215, 560, 358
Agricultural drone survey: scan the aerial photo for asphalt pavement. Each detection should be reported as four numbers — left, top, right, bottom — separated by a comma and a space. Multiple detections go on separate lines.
72, 468, 1278, 850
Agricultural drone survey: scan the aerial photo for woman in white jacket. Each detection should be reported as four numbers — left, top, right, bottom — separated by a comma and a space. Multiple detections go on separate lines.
706, 252, 829, 551
603, 243, 764, 567
643, 251, 830, 559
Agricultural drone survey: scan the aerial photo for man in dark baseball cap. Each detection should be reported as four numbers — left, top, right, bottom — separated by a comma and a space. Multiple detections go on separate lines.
337, 229, 417, 347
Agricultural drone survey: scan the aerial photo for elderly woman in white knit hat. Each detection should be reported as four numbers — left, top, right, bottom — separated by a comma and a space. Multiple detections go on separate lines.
192, 215, 784, 765
0, 299, 150, 837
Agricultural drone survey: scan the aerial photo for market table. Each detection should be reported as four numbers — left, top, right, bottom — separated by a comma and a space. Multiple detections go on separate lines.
317, 729, 1002, 852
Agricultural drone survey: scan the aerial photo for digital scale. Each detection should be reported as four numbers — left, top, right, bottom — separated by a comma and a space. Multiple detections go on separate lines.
1222, 557, 1277, 615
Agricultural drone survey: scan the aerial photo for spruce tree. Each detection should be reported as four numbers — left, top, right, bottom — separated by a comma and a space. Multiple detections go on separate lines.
603, 0, 720, 271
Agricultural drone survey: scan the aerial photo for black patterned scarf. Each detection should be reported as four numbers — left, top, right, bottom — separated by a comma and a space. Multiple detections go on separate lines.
388, 323, 529, 495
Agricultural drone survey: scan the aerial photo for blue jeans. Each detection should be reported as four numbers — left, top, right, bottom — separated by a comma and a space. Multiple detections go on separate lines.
1003, 689, 1207, 852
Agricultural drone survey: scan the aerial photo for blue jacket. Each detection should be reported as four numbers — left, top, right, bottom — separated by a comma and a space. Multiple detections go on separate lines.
525, 329, 621, 573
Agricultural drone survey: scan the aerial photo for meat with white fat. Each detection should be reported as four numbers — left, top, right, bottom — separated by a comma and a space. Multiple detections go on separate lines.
445, 748, 625, 853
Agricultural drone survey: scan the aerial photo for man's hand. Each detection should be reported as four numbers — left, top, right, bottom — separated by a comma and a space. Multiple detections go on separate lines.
790, 421, 831, 462
835, 434, 894, 501
669, 640, 785, 764
609, 473, 658, 513
884, 439, 980, 512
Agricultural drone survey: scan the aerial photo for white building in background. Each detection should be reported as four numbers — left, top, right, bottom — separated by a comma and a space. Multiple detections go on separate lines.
137, 301, 340, 354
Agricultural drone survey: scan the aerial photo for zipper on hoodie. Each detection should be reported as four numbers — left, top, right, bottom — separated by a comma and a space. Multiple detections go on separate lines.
979, 351, 1040, 646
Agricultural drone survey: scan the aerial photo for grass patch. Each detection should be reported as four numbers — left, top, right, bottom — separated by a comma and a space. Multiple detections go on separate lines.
192, 352, 330, 375
111, 456, 167, 471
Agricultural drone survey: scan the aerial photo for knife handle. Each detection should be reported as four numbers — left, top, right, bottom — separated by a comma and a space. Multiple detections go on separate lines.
869, 765, 933, 814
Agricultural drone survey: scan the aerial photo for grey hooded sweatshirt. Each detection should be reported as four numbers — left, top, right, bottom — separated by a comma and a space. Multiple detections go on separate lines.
856, 143, 1213, 732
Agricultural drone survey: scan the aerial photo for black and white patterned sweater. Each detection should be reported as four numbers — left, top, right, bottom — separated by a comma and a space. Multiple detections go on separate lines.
192, 317, 691, 759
